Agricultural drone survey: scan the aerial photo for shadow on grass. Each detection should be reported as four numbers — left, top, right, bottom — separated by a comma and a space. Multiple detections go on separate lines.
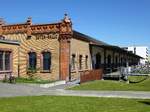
138, 101, 150, 106
129, 76, 149, 84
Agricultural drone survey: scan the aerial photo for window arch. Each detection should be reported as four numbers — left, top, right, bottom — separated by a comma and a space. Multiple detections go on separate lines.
28, 52, 37, 69
42, 51, 51, 71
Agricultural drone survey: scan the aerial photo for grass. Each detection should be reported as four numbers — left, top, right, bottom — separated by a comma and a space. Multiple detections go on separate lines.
15, 78, 55, 84
0, 96, 150, 112
70, 76, 150, 91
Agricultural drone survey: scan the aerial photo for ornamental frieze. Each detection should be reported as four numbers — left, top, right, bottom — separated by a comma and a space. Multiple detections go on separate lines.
0, 14, 73, 36
31, 24, 60, 34
1, 24, 28, 34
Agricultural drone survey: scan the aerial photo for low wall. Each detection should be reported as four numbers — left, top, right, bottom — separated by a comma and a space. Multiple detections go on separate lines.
0, 71, 12, 80
80, 69, 103, 83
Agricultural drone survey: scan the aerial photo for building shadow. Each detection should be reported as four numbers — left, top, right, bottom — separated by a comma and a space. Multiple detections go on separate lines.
138, 101, 150, 106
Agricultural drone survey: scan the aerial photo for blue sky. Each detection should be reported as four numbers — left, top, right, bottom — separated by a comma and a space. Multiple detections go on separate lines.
0, 0, 150, 50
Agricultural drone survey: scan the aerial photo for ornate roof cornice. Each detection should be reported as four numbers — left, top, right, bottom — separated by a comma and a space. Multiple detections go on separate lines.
0, 14, 73, 36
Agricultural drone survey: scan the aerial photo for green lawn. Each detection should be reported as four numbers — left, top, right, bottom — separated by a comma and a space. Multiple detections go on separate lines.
2, 77, 55, 84
15, 78, 55, 84
0, 96, 150, 112
70, 76, 150, 91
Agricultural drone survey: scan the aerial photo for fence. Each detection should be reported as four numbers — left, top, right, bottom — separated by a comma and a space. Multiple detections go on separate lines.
80, 69, 103, 83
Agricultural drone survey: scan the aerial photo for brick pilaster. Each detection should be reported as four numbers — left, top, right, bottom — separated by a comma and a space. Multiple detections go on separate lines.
59, 14, 73, 81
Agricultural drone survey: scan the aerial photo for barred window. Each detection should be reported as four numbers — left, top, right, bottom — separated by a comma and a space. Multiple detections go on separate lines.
79, 55, 82, 70
5, 52, 11, 70
115, 56, 118, 64
71, 54, 76, 70
28, 52, 37, 69
95, 53, 101, 69
85, 55, 88, 69
42, 52, 51, 71
0, 51, 11, 71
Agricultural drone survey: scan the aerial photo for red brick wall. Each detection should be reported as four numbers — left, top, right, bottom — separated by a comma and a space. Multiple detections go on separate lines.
80, 69, 103, 83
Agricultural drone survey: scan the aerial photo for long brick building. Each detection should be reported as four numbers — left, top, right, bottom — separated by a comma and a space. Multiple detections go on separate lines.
0, 14, 141, 81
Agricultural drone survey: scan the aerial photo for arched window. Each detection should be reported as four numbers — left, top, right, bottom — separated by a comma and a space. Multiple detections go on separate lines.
115, 56, 118, 67
0, 51, 11, 71
85, 55, 88, 69
107, 55, 111, 67
42, 52, 51, 71
115, 56, 118, 64
5, 52, 11, 70
79, 55, 82, 70
120, 57, 123, 66
71, 54, 76, 70
95, 53, 101, 69
28, 52, 36, 69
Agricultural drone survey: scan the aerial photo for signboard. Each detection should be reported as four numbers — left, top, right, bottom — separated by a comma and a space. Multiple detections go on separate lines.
35, 33, 59, 40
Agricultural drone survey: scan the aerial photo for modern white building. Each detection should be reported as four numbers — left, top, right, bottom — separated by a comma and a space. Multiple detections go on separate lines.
123, 46, 149, 65
148, 55, 150, 63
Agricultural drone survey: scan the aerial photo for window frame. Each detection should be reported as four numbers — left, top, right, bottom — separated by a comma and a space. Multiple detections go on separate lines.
27, 51, 37, 71
71, 54, 76, 71
95, 53, 101, 69
85, 55, 88, 69
0, 49, 12, 73
79, 55, 83, 70
40, 51, 51, 73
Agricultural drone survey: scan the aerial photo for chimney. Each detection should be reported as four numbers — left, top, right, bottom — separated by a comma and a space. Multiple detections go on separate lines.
26, 17, 32, 25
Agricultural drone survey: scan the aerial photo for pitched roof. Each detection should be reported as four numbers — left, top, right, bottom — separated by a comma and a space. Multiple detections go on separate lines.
73, 30, 109, 46
73, 30, 142, 59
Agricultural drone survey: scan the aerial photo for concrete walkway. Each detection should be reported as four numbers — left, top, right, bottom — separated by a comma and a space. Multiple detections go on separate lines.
0, 83, 150, 99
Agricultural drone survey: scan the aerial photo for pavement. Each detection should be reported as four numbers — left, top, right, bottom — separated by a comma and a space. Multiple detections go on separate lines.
0, 82, 150, 99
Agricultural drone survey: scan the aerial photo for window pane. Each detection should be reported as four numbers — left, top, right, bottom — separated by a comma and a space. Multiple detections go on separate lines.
71, 54, 75, 70
79, 55, 82, 70
95, 53, 101, 69
5, 52, 10, 70
43, 52, 51, 70
85, 55, 88, 69
0, 52, 3, 70
29, 52, 36, 69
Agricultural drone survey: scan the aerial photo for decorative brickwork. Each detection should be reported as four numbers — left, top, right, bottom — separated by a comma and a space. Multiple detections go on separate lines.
0, 14, 73, 81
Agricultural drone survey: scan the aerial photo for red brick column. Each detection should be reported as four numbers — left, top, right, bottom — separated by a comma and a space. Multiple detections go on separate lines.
59, 14, 72, 81
59, 35, 71, 80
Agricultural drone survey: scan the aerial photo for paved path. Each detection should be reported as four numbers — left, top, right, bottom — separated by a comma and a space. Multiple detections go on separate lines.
0, 83, 150, 99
